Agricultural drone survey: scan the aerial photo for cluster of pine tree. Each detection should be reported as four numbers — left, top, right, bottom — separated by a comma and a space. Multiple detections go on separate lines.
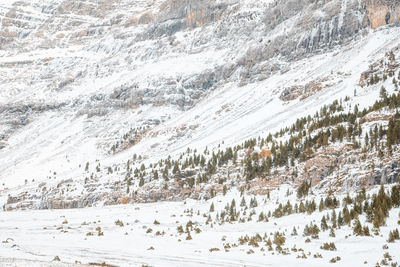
387, 229, 400, 243
122, 67, 400, 198
243, 89, 400, 182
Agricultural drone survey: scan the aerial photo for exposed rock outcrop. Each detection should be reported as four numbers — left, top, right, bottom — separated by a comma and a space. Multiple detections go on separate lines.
366, 0, 400, 28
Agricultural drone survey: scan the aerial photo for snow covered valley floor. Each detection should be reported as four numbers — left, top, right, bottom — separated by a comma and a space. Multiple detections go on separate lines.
1, 185, 399, 267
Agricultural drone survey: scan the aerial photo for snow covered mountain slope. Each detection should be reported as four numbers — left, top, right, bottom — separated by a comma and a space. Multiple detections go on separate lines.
0, 0, 400, 204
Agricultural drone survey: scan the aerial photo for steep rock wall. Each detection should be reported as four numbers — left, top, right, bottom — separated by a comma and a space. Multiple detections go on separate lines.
366, 0, 400, 28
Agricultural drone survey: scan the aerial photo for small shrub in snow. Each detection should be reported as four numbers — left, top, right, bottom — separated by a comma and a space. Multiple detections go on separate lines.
273, 232, 286, 247
296, 252, 307, 259
247, 249, 254, 254
320, 242, 337, 251
291, 227, 298, 236
177, 225, 184, 234
330, 256, 341, 263
115, 219, 124, 227
186, 232, 192, 240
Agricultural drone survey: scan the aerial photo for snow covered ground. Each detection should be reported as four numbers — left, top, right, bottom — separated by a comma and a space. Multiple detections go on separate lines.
1, 184, 399, 266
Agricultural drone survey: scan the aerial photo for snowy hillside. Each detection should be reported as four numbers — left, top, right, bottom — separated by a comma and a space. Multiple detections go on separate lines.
1, 0, 400, 265
0, 0, 399, 204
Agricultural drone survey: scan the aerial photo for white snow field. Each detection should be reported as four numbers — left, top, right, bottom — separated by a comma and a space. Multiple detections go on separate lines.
1, 185, 399, 266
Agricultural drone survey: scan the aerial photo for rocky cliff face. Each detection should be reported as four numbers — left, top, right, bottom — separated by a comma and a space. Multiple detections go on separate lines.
366, 0, 400, 28
1, 0, 398, 114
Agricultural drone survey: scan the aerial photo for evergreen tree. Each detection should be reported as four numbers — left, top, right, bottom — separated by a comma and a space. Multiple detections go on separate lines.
362, 225, 370, 236
240, 196, 247, 207
223, 185, 227, 196
331, 209, 337, 228
297, 180, 310, 198
337, 211, 343, 228
319, 199, 325, 212
343, 206, 351, 225
380, 86, 388, 100
391, 184, 400, 207
292, 226, 298, 236
321, 215, 328, 231
210, 202, 215, 212
329, 227, 336, 237
353, 219, 362, 236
